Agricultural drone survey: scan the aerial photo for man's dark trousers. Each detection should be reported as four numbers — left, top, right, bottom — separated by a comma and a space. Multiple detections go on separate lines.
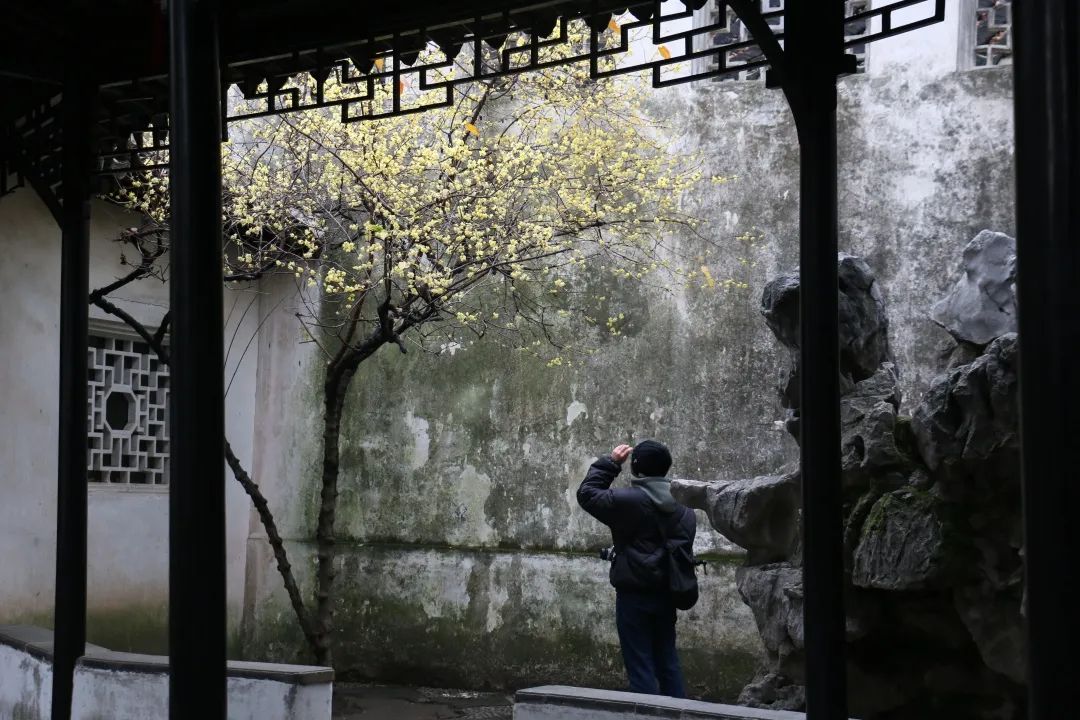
615, 591, 687, 698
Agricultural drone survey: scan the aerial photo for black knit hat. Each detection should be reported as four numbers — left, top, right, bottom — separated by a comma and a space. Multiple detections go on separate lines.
630, 439, 672, 477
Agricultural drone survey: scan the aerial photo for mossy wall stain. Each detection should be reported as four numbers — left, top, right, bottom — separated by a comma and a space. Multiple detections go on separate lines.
85, 605, 170, 655
242, 543, 764, 700
7, 605, 250, 661
332, 295, 768, 556
14, 604, 175, 657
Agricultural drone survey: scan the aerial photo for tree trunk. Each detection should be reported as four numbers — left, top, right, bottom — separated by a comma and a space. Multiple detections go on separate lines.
312, 337, 384, 666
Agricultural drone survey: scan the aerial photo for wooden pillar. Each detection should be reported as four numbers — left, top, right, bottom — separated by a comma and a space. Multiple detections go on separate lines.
167, 0, 227, 717
51, 11, 95, 718
1013, 1, 1080, 716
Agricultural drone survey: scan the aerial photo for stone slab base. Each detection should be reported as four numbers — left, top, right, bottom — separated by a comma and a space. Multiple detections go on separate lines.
0, 625, 333, 720
514, 686, 846, 720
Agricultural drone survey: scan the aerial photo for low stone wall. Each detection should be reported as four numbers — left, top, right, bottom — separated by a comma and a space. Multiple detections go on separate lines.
73, 654, 332, 720
0, 626, 53, 719
241, 543, 765, 701
513, 686, 836, 720
0, 625, 333, 720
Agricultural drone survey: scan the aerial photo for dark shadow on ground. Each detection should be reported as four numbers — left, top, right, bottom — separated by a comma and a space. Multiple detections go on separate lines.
333, 683, 513, 719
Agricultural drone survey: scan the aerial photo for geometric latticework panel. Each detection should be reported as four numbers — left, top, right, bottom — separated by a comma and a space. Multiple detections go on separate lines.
2, 0, 948, 188
87, 331, 170, 484
698, 0, 871, 81
974, 0, 1012, 67
698, 0, 787, 81
843, 0, 872, 72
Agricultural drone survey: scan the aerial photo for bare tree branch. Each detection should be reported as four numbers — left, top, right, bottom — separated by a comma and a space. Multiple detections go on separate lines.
89, 277, 318, 661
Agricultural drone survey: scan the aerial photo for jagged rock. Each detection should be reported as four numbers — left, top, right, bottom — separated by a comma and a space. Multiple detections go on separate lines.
843, 587, 884, 643
761, 254, 893, 440
845, 362, 902, 409
932, 231, 1016, 346
669, 477, 709, 510
852, 488, 955, 591
720, 248, 1024, 719
908, 467, 933, 490
951, 507, 1025, 684
738, 672, 805, 711
761, 253, 892, 384
736, 563, 804, 662
911, 333, 1019, 491
840, 364, 909, 489
954, 583, 1026, 684
917, 660, 1025, 720
937, 337, 984, 371
845, 664, 910, 718
844, 489, 884, 572
885, 593, 976, 652
671, 474, 799, 562
759, 267, 804, 438
760, 271, 800, 352
836, 253, 893, 382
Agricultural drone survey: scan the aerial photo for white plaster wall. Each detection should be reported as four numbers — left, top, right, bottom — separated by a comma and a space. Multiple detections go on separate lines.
687, 1, 965, 80
0, 186, 257, 648
71, 665, 331, 720
244, 274, 323, 545
223, 283, 263, 638
239, 274, 323, 647
0, 644, 52, 719
0, 189, 64, 624
868, 0, 963, 77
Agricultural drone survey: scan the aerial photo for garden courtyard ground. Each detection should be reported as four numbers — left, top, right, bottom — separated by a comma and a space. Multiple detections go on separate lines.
332, 684, 512, 719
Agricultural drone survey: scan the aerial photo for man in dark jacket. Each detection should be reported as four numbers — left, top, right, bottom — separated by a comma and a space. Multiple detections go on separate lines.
577, 439, 696, 698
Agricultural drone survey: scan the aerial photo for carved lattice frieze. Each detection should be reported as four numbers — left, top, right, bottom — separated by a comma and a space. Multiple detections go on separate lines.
0, 0, 946, 181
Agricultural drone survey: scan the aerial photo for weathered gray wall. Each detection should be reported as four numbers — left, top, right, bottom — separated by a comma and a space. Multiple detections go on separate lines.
240, 64, 1015, 700
243, 541, 761, 699
671, 66, 1015, 408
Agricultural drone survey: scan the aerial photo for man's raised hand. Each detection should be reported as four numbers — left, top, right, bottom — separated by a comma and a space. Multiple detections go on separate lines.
611, 444, 632, 464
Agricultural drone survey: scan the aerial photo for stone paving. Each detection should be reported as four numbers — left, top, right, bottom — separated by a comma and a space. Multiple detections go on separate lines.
332, 683, 514, 719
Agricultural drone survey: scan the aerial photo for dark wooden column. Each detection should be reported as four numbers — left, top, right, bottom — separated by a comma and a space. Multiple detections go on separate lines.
168, 0, 227, 717
783, 0, 849, 717
1013, 1, 1080, 717
51, 14, 95, 720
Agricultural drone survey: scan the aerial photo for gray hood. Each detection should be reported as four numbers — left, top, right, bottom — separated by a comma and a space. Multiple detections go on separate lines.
631, 476, 678, 513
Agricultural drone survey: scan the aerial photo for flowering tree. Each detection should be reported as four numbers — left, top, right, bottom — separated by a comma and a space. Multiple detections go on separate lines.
106, 30, 710, 665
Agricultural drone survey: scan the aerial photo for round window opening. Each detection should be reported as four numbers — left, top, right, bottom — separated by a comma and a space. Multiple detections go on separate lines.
104, 390, 136, 433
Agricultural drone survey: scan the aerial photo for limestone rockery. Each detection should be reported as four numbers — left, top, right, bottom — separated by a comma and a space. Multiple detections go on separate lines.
672, 233, 1025, 720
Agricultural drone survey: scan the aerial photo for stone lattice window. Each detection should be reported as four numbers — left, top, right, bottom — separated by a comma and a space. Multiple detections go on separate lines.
87, 328, 170, 484
703, 1, 869, 81
974, 0, 1012, 67
843, 0, 870, 71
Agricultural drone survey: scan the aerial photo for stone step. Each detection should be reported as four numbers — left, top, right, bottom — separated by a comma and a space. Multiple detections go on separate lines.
514, 686, 850, 720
